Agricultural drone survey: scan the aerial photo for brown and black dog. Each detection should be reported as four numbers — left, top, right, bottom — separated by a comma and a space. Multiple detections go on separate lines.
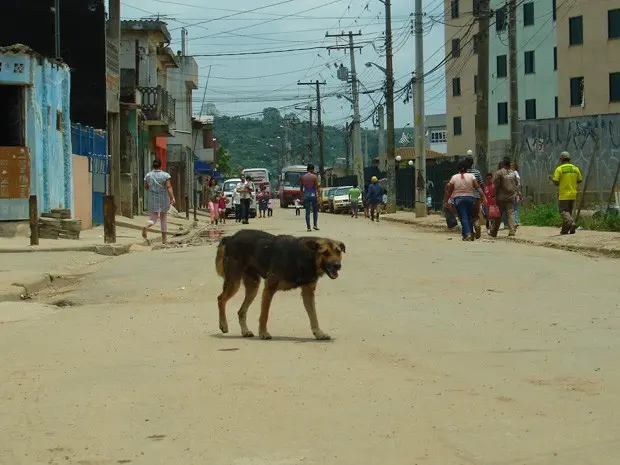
215, 229, 345, 340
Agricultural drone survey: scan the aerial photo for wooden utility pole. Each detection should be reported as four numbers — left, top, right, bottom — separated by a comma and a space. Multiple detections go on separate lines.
508, 0, 519, 160
298, 81, 326, 179
326, 31, 364, 188
295, 105, 315, 163
475, 0, 490, 172
29, 195, 39, 246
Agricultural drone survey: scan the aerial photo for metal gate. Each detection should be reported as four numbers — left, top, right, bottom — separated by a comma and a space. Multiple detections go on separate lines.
71, 124, 108, 225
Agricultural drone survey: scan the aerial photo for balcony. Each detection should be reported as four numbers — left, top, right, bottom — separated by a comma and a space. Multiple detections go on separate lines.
137, 85, 176, 133
183, 56, 199, 90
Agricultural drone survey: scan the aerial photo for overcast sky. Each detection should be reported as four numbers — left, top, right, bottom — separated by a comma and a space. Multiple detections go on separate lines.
121, 0, 447, 129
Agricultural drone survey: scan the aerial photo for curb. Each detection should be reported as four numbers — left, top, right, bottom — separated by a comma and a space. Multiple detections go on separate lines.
382, 216, 620, 259
0, 274, 52, 302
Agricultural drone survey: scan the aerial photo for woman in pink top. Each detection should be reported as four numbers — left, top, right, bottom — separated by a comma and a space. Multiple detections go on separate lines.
444, 160, 486, 241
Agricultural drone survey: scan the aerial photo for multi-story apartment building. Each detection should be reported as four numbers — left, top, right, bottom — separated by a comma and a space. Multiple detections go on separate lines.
444, 0, 620, 156
556, 0, 620, 117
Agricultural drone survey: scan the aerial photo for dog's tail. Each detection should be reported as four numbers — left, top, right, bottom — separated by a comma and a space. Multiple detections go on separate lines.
215, 237, 228, 277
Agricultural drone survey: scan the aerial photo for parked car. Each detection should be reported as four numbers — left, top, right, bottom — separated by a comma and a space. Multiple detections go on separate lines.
320, 187, 334, 212
329, 186, 353, 214
222, 178, 256, 218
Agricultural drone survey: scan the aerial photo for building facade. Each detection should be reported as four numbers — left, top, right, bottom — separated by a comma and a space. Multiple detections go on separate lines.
556, 0, 620, 117
0, 45, 73, 221
119, 20, 179, 215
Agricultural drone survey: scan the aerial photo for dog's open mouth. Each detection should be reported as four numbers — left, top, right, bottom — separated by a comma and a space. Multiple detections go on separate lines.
324, 264, 340, 279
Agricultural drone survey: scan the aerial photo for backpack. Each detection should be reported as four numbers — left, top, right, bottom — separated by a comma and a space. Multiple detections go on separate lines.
493, 169, 518, 195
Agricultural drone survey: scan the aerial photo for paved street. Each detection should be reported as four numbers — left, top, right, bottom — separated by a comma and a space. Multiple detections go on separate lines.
1, 209, 619, 465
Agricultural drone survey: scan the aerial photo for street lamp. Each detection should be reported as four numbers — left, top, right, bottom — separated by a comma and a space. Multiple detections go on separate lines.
408, 160, 414, 166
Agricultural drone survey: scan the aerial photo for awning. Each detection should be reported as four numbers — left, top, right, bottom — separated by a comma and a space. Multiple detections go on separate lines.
194, 161, 222, 179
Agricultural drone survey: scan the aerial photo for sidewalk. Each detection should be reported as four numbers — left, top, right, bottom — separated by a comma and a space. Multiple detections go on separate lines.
0, 213, 205, 301
382, 212, 620, 258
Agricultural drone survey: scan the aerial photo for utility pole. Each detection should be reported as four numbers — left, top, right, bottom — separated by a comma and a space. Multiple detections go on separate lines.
326, 31, 364, 188
475, 0, 490, 173
381, 0, 397, 213
54, 0, 61, 59
284, 121, 291, 167
508, 0, 519, 161
298, 81, 326, 180
344, 122, 350, 174
295, 105, 315, 162
377, 104, 386, 172
414, 0, 427, 217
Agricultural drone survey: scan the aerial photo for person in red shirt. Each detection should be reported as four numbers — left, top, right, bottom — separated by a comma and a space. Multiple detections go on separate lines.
482, 172, 497, 233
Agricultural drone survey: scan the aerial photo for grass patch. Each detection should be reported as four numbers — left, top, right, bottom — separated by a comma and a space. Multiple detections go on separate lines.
520, 203, 620, 232
519, 204, 562, 228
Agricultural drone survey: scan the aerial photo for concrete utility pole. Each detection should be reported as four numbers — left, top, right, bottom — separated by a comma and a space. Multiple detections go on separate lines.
54, 0, 61, 59
377, 104, 386, 172
326, 31, 364, 188
413, 0, 427, 217
298, 81, 326, 180
284, 121, 291, 167
508, 0, 519, 161
295, 105, 315, 162
382, 0, 397, 213
107, 0, 121, 232
344, 122, 350, 174
475, 0, 490, 173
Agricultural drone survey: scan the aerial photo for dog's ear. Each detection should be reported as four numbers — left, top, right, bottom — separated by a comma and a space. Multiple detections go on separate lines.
338, 242, 346, 253
304, 238, 321, 251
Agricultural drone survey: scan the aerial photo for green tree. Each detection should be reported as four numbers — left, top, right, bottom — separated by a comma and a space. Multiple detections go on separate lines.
215, 146, 233, 177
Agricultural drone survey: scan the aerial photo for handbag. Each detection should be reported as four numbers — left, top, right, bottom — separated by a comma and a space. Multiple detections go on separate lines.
487, 204, 501, 219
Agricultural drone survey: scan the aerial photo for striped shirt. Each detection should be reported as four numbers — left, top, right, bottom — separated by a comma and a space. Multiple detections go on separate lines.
467, 168, 483, 199
145, 170, 172, 213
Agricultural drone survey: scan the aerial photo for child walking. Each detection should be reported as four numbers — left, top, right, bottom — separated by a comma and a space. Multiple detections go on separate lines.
218, 194, 227, 224
294, 198, 301, 216
267, 198, 273, 217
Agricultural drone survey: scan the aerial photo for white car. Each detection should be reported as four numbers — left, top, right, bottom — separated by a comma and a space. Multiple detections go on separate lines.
221, 178, 257, 217
330, 186, 354, 213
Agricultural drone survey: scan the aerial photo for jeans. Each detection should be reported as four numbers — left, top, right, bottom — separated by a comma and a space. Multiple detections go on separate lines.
304, 195, 318, 229
234, 204, 241, 222
503, 200, 519, 226
454, 196, 475, 238
240, 198, 251, 222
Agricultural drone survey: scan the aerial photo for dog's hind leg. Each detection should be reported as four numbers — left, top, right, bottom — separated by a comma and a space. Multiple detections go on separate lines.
258, 283, 277, 340
301, 283, 331, 340
217, 275, 241, 334
238, 274, 260, 337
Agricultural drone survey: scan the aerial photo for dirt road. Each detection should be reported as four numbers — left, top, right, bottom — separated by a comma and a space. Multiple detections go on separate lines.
1, 209, 619, 465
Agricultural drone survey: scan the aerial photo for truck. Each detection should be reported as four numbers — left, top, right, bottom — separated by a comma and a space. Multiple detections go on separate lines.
241, 168, 271, 193
279, 165, 324, 208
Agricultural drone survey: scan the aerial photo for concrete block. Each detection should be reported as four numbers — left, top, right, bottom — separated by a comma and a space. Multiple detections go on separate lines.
94, 244, 131, 256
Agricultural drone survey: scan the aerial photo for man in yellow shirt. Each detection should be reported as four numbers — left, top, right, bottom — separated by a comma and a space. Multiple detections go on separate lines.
552, 151, 583, 235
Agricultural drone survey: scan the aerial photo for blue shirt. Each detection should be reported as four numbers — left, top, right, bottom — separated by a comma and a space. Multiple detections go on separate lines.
367, 183, 383, 204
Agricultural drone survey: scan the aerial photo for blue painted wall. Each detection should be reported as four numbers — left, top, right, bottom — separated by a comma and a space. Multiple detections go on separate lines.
0, 52, 73, 220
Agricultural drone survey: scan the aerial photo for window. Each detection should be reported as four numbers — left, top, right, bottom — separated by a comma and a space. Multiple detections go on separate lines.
497, 102, 508, 125
524, 50, 535, 74
453, 116, 462, 136
610, 72, 620, 102
523, 2, 534, 26
452, 39, 461, 58
570, 77, 584, 106
553, 47, 557, 70
496, 6, 507, 32
496, 55, 508, 78
609, 9, 620, 39
473, 34, 480, 54
525, 99, 537, 119
430, 130, 447, 143
56, 111, 63, 131
554, 96, 558, 117
552, 0, 557, 21
474, 75, 478, 94
451, 0, 460, 19
569, 16, 583, 45
452, 77, 462, 96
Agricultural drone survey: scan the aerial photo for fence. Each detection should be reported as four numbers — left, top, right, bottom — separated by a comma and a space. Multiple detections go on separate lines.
72, 124, 108, 225
332, 160, 459, 210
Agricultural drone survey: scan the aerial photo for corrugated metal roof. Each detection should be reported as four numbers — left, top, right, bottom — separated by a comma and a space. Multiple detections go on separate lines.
120, 20, 171, 43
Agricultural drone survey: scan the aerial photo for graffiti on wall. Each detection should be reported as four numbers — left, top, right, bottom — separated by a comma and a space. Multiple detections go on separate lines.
517, 115, 620, 202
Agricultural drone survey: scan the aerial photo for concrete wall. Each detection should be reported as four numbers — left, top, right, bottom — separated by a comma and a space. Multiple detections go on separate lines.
72, 154, 92, 229
120, 33, 158, 88
517, 114, 620, 203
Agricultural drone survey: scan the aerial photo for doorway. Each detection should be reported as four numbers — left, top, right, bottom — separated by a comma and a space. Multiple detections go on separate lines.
0, 85, 25, 146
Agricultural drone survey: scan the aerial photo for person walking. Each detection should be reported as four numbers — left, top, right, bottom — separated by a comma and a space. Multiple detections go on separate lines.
482, 172, 498, 234
552, 151, 583, 235
367, 176, 383, 222
348, 183, 361, 218
233, 183, 241, 223
258, 185, 269, 218
267, 196, 273, 217
464, 152, 484, 239
218, 192, 227, 224
489, 157, 519, 237
503, 161, 522, 228
206, 178, 222, 225
444, 160, 486, 241
237, 174, 253, 225
300, 163, 320, 231
142, 158, 176, 244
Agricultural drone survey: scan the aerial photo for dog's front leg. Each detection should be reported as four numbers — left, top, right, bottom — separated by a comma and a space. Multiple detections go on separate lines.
258, 284, 276, 340
301, 284, 331, 340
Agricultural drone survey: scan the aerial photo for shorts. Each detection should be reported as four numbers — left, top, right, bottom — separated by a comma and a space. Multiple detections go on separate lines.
350, 200, 359, 212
